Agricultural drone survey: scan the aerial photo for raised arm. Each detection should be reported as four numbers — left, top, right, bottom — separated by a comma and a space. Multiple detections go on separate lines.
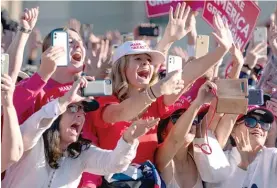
6, 7, 39, 83
103, 70, 184, 123
155, 2, 192, 68
163, 14, 233, 106
1, 75, 23, 172
82, 118, 159, 176
20, 76, 89, 151
156, 81, 215, 172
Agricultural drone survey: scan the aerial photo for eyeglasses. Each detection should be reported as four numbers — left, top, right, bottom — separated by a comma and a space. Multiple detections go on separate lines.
244, 117, 271, 131
170, 114, 199, 126
67, 104, 84, 113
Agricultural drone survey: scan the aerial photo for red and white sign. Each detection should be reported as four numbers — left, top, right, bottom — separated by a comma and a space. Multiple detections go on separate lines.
202, 0, 260, 50
145, 0, 204, 18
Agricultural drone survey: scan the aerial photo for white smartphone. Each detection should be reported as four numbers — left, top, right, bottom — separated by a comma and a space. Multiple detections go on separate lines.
167, 55, 182, 79
254, 27, 267, 55
81, 79, 113, 97
195, 35, 209, 58
52, 31, 69, 66
1, 53, 9, 75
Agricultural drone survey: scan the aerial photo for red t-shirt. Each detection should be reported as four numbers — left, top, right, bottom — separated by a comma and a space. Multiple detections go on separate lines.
83, 95, 173, 164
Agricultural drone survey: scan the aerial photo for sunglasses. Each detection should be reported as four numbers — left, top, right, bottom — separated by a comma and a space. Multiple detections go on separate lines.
244, 117, 271, 131
67, 104, 85, 113
170, 114, 199, 126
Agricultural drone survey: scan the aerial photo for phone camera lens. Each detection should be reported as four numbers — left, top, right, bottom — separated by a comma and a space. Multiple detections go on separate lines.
105, 80, 112, 85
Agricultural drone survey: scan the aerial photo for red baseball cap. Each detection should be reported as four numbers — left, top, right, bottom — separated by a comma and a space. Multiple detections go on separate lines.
41, 84, 99, 112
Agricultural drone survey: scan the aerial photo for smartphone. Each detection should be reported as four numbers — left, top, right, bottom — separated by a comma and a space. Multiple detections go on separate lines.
122, 33, 134, 42
51, 31, 69, 66
248, 89, 264, 105
81, 79, 113, 97
166, 55, 182, 79
195, 35, 209, 58
138, 26, 160, 37
254, 27, 267, 55
1, 53, 9, 75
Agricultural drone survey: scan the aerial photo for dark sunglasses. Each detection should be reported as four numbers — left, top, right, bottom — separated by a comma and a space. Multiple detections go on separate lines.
244, 116, 271, 131
170, 114, 199, 126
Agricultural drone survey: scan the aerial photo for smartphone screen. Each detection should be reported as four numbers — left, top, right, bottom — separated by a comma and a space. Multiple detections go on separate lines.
138, 26, 160, 37
52, 31, 69, 66
195, 35, 209, 58
1, 53, 9, 75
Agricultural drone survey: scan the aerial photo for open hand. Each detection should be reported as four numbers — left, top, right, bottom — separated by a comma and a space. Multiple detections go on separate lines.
163, 2, 191, 42
123, 118, 160, 144
245, 41, 267, 69
212, 14, 233, 51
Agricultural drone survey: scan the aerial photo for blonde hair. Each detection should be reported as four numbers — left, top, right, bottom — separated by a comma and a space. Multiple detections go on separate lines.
111, 55, 159, 102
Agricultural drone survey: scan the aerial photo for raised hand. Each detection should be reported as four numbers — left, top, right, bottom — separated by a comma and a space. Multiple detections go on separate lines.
212, 14, 233, 51
62, 76, 95, 104
20, 7, 39, 31
245, 41, 267, 69
195, 81, 216, 105
1, 74, 15, 107
269, 19, 277, 56
152, 70, 185, 96
234, 128, 253, 170
163, 2, 191, 42
123, 118, 160, 144
67, 18, 81, 34
38, 46, 65, 81
85, 39, 112, 78
230, 43, 244, 66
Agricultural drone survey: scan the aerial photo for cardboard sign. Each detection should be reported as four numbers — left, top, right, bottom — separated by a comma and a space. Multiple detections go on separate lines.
202, 0, 260, 50
145, 0, 204, 18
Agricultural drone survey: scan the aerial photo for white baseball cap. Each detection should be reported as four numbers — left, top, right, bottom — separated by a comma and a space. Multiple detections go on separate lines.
112, 40, 165, 64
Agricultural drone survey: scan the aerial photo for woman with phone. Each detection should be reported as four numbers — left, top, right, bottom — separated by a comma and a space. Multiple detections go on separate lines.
2, 77, 158, 188
155, 82, 231, 188
1, 74, 23, 172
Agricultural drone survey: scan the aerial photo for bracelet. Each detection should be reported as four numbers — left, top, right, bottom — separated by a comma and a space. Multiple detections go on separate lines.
149, 86, 158, 99
17, 26, 32, 34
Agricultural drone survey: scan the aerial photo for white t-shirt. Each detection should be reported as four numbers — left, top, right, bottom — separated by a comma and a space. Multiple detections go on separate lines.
2, 99, 139, 188
208, 147, 277, 188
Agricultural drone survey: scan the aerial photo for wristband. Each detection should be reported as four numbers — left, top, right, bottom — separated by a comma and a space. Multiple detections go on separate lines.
17, 26, 32, 34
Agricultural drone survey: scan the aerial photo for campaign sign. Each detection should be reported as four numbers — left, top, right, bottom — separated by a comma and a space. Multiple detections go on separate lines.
202, 0, 260, 50
145, 0, 204, 18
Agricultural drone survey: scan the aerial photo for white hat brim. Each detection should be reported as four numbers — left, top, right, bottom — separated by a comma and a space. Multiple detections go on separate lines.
114, 50, 165, 65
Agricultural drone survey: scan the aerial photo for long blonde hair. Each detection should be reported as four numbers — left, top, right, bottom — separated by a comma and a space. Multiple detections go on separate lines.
111, 55, 158, 102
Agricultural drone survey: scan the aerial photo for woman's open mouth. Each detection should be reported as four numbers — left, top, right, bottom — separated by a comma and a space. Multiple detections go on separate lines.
137, 69, 150, 79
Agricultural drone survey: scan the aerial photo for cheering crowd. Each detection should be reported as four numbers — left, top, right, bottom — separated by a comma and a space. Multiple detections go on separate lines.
1, 2, 277, 188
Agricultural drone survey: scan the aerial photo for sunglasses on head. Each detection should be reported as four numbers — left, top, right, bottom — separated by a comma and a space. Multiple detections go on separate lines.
67, 104, 85, 113
244, 116, 271, 131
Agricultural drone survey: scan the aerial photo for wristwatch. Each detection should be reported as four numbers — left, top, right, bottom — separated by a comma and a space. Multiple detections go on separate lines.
17, 26, 32, 34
